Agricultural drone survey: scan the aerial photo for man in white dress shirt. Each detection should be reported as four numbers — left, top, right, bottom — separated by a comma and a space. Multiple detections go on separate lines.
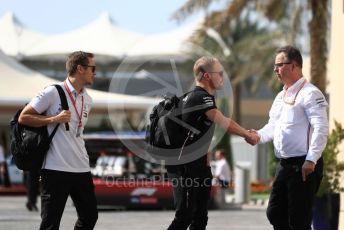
253, 45, 328, 230
214, 149, 231, 188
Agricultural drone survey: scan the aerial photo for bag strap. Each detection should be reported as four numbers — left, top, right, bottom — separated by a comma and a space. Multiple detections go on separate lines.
49, 123, 60, 141
53, 84, 69, 131
47, 84, 69, 141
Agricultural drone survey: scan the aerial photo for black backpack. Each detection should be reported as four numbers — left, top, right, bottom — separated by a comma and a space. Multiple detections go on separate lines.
145, 92, 200, 161
10, 84, 69, 171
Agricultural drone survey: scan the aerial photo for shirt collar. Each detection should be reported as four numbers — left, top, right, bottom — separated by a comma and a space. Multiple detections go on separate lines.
194, 86, 213, 96
283, 77, 305, 95
66, 78, 85, 96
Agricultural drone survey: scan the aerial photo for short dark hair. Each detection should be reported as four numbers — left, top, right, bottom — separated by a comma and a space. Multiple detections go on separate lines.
276, 45, 303, 68
216, 149, 225, 156
66, 51, 94, 76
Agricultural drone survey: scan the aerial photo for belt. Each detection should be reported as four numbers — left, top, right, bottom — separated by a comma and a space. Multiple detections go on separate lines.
279, 155, 307, 165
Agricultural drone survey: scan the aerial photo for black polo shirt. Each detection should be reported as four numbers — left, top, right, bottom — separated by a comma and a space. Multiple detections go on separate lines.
181, 86, 217, 176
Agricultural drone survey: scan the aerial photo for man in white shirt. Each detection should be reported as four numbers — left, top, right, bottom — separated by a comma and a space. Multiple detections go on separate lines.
214, 149, 231, 188
0, 143, 5, 185
252, 46, 328, 230
19, 51, 98, 230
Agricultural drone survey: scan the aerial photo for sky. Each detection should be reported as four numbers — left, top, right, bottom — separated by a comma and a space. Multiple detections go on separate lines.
0, 0, 203, 35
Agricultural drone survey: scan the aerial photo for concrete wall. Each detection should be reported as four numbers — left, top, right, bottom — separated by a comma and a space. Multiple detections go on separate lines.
329, 0, 344, 228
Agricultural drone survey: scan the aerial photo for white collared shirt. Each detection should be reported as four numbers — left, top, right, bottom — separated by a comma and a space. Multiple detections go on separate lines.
258, 77, 328, 163
29, 79, 93, 172
215, 158, 231, 182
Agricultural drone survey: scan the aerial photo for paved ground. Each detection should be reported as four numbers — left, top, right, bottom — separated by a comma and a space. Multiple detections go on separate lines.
0, 196, 272, 230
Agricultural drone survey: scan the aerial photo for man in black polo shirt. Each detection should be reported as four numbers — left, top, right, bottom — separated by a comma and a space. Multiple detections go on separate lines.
167, 56, 258, 230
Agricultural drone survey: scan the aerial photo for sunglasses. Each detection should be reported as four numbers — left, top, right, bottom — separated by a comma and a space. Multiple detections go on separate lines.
207, 71, 224, 76
274, 62, 292, 69
81, 65, 96, 73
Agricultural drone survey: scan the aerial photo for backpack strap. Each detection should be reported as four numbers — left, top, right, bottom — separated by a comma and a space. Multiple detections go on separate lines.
47, 84, 70, 140
180, 90, 193, 98
54, 84, 69, 131
49, 122, 60, 141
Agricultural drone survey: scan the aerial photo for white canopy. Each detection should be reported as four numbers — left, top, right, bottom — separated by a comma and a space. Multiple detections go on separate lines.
125, 21, 201, 60
0, 12, 202, 60
0, 11, 46, 57
0, 50, 158, 110
24, 12, 143, 59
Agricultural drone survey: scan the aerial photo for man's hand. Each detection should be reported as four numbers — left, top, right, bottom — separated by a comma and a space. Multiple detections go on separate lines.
245, 130, 260, 145
54, 110, 71, 124
302, 160, 315, 181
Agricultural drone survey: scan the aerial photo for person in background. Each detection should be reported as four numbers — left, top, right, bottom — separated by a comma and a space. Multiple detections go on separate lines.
0, 142, 5, 185
0, 131, 11, 187
214, 149, 232, 188
213, 149, 232, 206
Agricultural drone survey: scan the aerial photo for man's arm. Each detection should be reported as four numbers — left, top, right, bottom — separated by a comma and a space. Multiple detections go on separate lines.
19, 104, 71, 128
256, 93, 282, 143
205, 108, 259, 145
301, 89, 329, 181
304, 90, 329, 163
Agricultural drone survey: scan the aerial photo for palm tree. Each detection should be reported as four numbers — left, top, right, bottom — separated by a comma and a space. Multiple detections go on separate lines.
172, 0, 330, 94
308, 0, 328, 94
187, 12, 281, 122
173, 2, 282, 123
251, 0, 329, 94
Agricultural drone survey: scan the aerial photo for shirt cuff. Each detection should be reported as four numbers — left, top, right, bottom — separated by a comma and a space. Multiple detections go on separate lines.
257, 131, 263, 144
305, 154, 318, 164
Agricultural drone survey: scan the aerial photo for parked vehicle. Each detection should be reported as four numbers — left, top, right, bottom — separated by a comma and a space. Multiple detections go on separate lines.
84, 131, 219, 209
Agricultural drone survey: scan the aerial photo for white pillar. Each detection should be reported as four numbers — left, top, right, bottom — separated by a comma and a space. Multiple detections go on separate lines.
329, 0, 344, 228
234, 162, 251, 204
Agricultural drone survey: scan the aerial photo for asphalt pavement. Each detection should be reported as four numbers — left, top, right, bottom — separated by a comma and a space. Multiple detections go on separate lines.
0, 196, 272, 230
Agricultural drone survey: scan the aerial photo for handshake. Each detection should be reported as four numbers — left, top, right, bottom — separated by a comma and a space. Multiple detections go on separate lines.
245, 129, 260, 146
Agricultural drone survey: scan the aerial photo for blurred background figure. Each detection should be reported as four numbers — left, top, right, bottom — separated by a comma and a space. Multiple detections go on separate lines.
214, 149, 233, 207
0, 131, 11, 187
214, 149, 232, 188
24, 170, 40, 211
0, 141, 4, 185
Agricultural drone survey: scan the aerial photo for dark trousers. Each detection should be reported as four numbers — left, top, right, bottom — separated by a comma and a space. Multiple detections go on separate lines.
39, 169, 98, 230
218, 179, 229, 188
267, 156, 323, 230
167, 167, 212, 230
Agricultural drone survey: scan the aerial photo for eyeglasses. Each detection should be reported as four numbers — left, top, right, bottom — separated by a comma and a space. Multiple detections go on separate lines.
207, 71, 224, 76
274, 62, 292, 69
81, 65, 96, 73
